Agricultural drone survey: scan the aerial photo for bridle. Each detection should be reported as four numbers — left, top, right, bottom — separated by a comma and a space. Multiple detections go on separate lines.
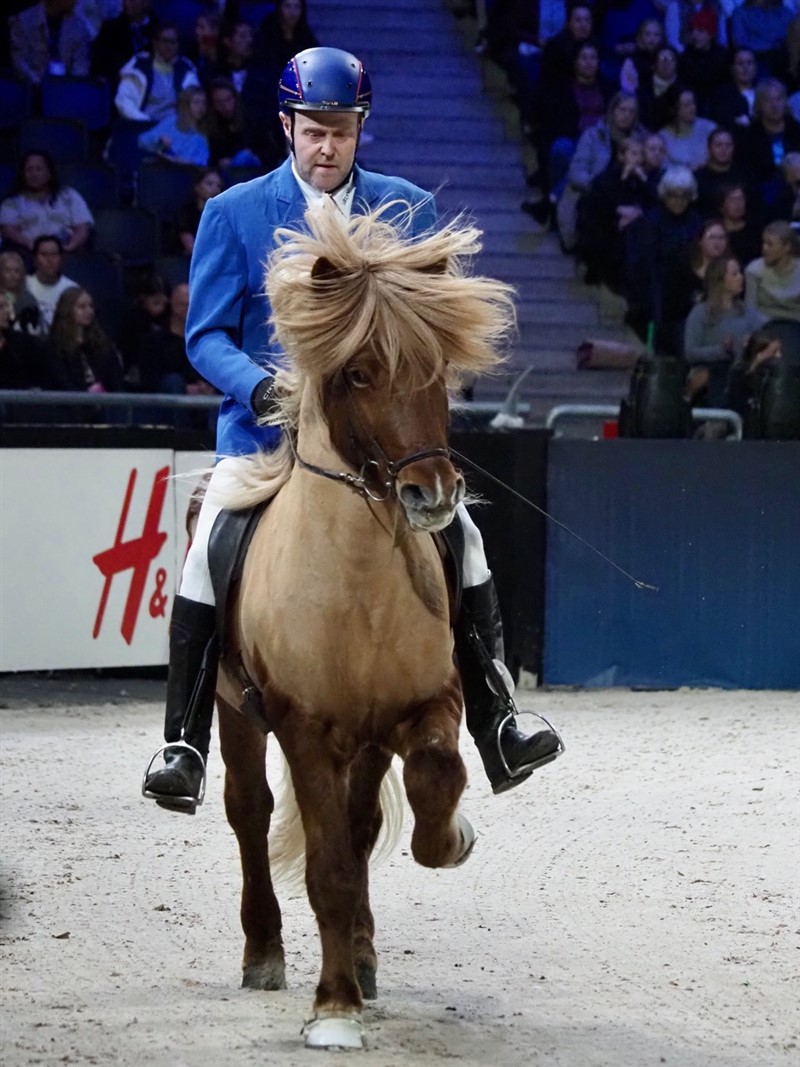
288, 375, 452, 502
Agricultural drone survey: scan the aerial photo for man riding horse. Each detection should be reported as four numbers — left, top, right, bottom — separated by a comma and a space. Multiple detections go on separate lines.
142, 46, 563, 814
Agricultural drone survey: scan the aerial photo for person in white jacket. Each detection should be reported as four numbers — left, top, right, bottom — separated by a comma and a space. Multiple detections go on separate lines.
114, 23, 199, 122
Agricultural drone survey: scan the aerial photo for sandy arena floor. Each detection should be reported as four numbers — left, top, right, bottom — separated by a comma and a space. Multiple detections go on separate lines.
0, 676, 798, 1067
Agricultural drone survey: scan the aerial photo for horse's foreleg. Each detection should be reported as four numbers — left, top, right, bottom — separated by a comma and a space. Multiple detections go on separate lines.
348, 744, 393, 1001
282, 734, 364, 1021
397, 682, 468, 869
218, 698, 286, 990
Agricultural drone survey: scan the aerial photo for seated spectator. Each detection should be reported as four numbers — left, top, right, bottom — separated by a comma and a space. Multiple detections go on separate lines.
715, 182, 763, 264
117, 273, 168, 386
761, 151, 800, 224
176, 167, 223, 255
9, 0, 90, 85
0, 151, 93, 259
730, 0, 793, 81
684, 255, 765, 406
539, 4, 598, 97
25, 235, 78, 334
189, 11, 221, 86
0, 250, 42, 335
676, 10, 730, 112
205, 78, 264, 170
255, 0, 319, 73
664, 0, 727, 53
138, 86, 209, 165
726, 328, 783, 419
524, 42, 614, 223
658, 85, 717, 168
707, 48, 759, 128
576, 136, 658, 290
213, 20, 255, 94
744, 79, 800, 186
658, 216, 729, 352
91, 0, 156, 87
633, 45, 680, 132
694, 127, 753, 214
624, 163, 704, 338
138, 282, 218, 426
643, 130, 669, 185
115, 23, 199, 122
556, 91, 644, 250
744, 220, 800, 321
0, 297, 50, 390
47, 286, 124, 392
619, 18, 665, 86
592, 0, 662, 72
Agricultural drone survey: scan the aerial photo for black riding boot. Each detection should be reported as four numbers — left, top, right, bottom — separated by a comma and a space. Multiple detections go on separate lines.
142, 596, 219, 815
454, 577, 564, 794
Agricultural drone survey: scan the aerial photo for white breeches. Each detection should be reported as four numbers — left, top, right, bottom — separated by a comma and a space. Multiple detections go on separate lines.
178, 459, 492, 606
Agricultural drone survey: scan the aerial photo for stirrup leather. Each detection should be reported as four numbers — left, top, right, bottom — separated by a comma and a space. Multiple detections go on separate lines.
466, 623, 565, 780
141, 740, 208, 808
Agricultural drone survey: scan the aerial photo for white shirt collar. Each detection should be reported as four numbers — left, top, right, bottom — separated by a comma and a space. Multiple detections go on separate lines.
291, 161, 356, 219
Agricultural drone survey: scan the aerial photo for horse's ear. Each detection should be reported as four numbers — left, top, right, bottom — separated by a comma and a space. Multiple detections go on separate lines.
421, 259, 449, 275
311, 256, 342, 282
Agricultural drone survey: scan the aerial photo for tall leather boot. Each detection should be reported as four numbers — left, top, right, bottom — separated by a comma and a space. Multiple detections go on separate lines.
142, 596, 219, 815
454, 578, 564, 794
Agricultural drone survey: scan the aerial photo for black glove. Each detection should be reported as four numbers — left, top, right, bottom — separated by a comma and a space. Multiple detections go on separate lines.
251, 375, 278, 419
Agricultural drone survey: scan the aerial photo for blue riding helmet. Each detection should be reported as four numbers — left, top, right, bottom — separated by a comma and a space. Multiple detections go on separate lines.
278, 47, 372, 114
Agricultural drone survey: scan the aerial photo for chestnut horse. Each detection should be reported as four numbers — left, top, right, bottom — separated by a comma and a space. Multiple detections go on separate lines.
213, 201, 515, 1050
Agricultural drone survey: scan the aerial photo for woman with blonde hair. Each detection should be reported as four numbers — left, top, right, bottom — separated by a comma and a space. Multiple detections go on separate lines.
138, 86, 210, 166
0, 250, 40, 334
684, 255, 765, 405
47, 287, 124, 393
745, 220, 800, 321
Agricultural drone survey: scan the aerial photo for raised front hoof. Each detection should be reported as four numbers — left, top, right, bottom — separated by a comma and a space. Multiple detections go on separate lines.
443, 813, 477, 869
241, 958, 287, 991
355, 961, 378, 1001
303, 1012, 364, 1050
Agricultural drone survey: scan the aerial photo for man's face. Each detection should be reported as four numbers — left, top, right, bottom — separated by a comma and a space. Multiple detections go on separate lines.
34, 241, 63, 284
226, 23, 253, 61
733, 50, 756, 87
709, 132, 734, 165
153, 28, 179, 63
568, 7, 593, 39
282, 110, 360, 192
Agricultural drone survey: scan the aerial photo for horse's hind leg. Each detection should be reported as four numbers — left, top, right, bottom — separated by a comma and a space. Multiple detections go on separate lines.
348, 744, 393, 1001
217, 697, 286, 990
397, 685, 469, 869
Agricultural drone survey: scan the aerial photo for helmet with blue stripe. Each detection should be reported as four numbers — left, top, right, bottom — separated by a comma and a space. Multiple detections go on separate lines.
278, 47, 372, 115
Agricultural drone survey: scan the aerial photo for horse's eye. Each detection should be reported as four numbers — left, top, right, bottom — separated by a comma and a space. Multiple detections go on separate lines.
347, 367, 370, 388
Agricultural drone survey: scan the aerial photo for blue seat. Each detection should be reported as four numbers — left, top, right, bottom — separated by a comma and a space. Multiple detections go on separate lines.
41, 77, 112, 133
63, 250, 125, 340
59, 162, 119, 211
18, 118, 90, 164
105, 119, 154, 201
92, 207, 160, 267
154, 254, 191, 289
136, 162, 196, 221
0, 78, 34, 132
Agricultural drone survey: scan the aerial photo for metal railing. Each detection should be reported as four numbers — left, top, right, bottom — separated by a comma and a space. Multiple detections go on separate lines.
545, 403, 743, 440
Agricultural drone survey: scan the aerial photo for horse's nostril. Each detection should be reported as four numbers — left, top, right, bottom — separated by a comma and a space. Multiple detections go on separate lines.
399, 483, 429, 509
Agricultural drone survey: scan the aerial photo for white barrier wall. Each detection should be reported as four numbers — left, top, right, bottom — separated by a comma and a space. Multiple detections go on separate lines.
0, 449, 211, 672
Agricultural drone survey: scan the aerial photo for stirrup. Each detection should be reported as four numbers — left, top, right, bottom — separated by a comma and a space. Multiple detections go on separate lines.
493, 709, 566, 782
141, 740, 207, 811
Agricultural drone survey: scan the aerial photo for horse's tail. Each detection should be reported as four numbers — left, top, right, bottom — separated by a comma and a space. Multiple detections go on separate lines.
268, 753, 405, 892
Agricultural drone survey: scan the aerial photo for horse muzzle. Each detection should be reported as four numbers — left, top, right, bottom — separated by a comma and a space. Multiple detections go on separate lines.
397, 469, 465, 532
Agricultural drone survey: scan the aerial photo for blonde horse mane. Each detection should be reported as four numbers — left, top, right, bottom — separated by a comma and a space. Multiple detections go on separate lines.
221, 200, 517, 510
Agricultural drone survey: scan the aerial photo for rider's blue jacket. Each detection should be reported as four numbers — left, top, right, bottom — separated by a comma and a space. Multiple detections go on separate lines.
186, 157, 437, 459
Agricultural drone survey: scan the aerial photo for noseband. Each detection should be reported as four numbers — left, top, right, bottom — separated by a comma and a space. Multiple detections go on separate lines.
288, 379, 451, 502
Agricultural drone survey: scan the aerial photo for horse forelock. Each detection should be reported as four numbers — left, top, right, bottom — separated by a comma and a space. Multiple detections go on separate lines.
265, 200, 517, 405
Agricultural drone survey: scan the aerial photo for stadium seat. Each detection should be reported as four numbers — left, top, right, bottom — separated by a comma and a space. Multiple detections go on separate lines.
92, 207, 160, 267
0, 77, 34, 132
137, 162, 195, 221
154, 255, 191, 289
18, 118, 90, 164
105, 119, 154, 203
41, 77, 112, 133
63, 250, 125, 340
59, 162, 119, 211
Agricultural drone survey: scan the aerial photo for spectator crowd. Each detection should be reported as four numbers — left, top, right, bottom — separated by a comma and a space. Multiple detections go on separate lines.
1, 0, 798, 430
1, 0, 319, 418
